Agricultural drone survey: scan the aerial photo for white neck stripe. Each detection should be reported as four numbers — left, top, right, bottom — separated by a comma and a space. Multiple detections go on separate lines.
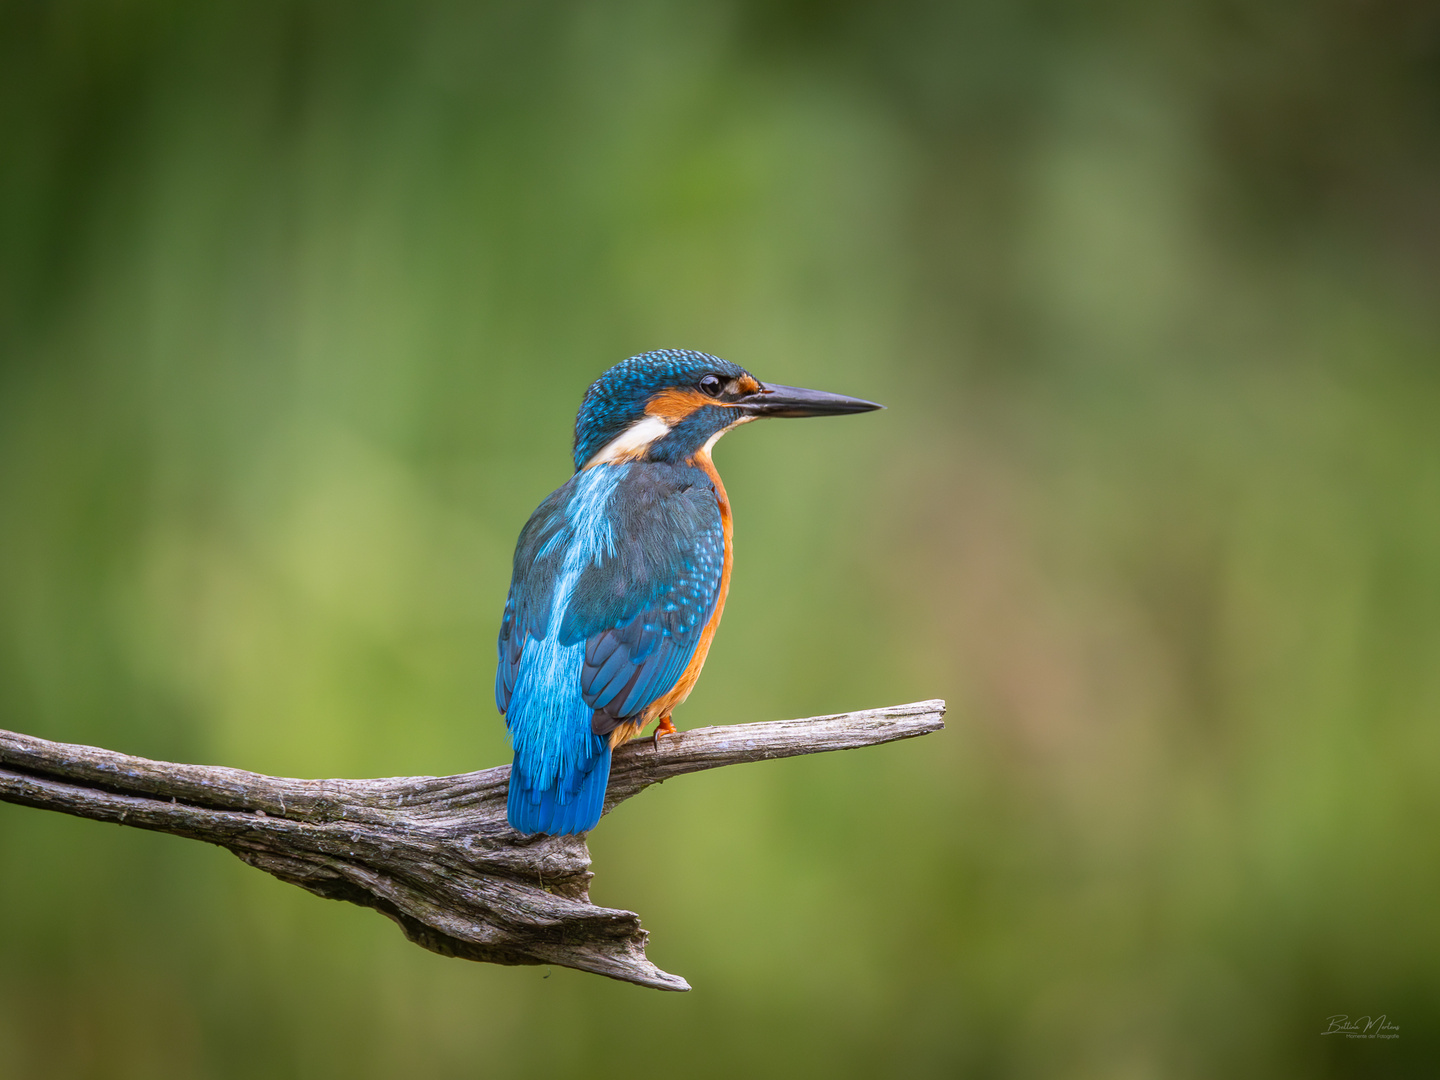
583, 414, 673, 467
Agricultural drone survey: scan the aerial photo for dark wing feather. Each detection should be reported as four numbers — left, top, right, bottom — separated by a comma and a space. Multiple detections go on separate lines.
557, 465, 725, 732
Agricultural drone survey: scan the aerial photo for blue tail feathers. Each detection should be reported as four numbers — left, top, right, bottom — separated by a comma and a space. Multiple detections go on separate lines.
502, 633, 612, 835
507, 743, 611, 835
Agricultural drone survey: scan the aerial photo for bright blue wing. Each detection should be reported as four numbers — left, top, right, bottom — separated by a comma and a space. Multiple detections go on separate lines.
556, 464, 725, 731
496, 464, 724, 724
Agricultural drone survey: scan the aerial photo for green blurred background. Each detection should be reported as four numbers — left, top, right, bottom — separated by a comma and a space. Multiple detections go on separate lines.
2, 1, 1438, 1076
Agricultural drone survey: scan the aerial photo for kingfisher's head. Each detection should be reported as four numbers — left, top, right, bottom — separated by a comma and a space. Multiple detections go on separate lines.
572, 349, 882, 470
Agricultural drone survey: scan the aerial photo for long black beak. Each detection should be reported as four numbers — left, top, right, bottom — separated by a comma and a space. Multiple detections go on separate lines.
737, 382, 884, 418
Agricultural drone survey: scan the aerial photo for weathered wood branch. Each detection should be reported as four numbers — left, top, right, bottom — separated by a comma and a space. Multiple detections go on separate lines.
0, 700, 945, 991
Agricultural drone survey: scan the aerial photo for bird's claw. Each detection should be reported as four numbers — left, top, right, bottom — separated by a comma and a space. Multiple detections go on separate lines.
652, 716, 677, 751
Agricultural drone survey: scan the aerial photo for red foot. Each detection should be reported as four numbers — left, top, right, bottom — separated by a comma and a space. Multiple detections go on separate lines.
652, 715, 677, 751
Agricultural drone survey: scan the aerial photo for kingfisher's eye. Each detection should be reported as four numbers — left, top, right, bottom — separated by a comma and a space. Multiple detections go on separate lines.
698, 374, 725, 397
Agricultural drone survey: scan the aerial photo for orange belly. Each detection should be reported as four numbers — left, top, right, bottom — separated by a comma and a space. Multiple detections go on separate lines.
607, 447, 733, 747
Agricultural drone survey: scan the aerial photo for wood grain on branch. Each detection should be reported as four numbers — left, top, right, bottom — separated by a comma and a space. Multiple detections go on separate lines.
0, 700, 945, 991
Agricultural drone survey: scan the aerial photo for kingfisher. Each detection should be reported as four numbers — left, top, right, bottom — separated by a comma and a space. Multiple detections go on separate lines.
496, 349, 881, 835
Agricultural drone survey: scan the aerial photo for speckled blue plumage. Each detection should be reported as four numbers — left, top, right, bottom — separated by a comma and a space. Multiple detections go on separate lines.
498, 454, 726, 835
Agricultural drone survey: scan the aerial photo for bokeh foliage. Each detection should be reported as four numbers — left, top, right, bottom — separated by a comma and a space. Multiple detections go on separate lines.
2, 1, 1438, 1076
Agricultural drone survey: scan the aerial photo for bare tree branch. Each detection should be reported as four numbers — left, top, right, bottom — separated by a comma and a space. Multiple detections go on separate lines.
0, 699, 945, 991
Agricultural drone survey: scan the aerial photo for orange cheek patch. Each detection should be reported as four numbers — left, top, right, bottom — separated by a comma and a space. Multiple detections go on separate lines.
646, 388, 716, 422
735, 375, 761, 395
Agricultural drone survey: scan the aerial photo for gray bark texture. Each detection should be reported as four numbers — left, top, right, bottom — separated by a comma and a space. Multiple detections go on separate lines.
0, 699, 945, 991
